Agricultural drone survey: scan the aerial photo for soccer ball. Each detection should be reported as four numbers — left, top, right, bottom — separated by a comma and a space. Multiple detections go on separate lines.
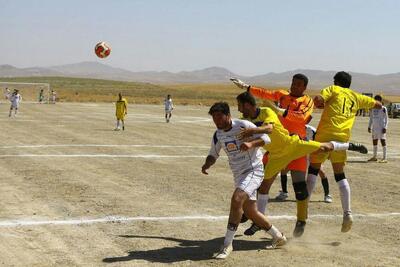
94, 41, 111, 58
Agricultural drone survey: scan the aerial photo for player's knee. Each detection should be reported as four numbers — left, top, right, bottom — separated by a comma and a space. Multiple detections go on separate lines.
334, 173, 346, 182
293, 181, 309, 200
308, 165, 320, 176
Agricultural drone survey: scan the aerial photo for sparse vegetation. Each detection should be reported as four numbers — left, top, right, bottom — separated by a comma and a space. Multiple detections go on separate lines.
1, 76, 399, 105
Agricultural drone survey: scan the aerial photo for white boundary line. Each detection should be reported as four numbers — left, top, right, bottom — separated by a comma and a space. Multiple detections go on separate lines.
0, 154, 207, 158
0, 213, 399, 228
0, 144, 210, 149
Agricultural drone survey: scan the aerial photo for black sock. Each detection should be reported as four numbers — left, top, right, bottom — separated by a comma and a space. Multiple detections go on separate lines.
281, 174, 288, 193
321, 178, 330, 196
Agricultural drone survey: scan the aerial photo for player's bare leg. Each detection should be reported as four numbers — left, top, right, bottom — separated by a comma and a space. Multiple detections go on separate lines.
244, 175, 277, 236
121, 119, 125, 131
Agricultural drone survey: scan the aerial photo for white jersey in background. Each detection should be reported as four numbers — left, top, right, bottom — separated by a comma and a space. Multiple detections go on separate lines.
368, 106, 388, 139
164, 98, 173, 112
208, 119, 270, 179
10, 94, 22, 108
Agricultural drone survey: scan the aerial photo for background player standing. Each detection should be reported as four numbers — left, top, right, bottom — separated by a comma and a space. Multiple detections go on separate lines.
368, 95, 388, 163
9, 89, 22, 117
115, 93, 128, 131
164, 94, 174, 123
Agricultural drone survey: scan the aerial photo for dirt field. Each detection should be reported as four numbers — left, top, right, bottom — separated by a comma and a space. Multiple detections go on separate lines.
0, 102, 399, 266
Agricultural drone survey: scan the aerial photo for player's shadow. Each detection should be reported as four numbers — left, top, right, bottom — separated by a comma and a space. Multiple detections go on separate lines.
102, 234, 274, 263
346, 160, 368, 163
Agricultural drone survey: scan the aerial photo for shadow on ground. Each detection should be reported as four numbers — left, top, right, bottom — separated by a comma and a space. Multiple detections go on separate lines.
102, 235, 275, 263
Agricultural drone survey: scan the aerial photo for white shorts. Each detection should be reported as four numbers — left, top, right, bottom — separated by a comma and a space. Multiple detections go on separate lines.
234, 167, 264, 200
10, 104, 19, 109
165, 109, 172, 114
372, 129, 386, 140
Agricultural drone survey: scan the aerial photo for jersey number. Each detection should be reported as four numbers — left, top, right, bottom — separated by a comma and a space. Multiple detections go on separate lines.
342, 97, 355, 116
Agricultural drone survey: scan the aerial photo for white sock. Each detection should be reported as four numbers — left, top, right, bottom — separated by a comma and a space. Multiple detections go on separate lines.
307, 173, 318, 197
382, 146, 387, 160
257, 194, 269, 215
330, 141, 349, 151
373, 145, 378, 158
223, 228, 236, 247
267, 225, 283, 239
338, 179, 351, 215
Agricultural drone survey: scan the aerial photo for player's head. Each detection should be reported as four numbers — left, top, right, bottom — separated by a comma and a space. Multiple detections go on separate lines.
374, 95, 382, 101
118, 92, 122, 100
167, 94, 171, 99
290, 73, 308, 97
209, 102, 232, 130
236, 91, 257, 118
334, 71, 352, 88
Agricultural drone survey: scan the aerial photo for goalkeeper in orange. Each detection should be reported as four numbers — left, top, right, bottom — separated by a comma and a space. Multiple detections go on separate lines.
231, 74, 314, 237
115, 93, 128, 131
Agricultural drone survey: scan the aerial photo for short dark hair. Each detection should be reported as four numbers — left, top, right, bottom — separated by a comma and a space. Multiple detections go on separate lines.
334, 71, 352, 88
374, 94, 382, 101
208, 102, 230, 115
292, 73, 308, 87
236, 91, 256, 106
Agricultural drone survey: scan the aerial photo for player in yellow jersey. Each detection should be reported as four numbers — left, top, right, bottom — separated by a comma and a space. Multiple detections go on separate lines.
307, 71, 382, 233
115, 93, 128, 131
236, 92, 368, 237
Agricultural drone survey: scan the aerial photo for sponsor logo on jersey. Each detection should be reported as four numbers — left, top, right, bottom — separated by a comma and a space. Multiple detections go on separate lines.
225, 140, 239, 152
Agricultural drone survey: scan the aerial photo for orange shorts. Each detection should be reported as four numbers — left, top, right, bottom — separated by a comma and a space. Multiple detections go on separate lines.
286, 156, 307, 172
262, 152, 269, 165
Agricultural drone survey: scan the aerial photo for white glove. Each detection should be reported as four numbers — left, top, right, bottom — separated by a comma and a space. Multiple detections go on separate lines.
230, 78, 250, 90
264, 100, 287, 116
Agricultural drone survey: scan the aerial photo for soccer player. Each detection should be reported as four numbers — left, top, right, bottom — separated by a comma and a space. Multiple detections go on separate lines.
164, 94, 174, 123
235, 92, 367, 237
9, 89, 22, 117
115, 93, 128, 131
232, 74, 314, 237
201, 102, 287, 259
51, 90, 57, 104
38, 89, 45, 104
368, 95, 388, 163
307, 71, 382, 233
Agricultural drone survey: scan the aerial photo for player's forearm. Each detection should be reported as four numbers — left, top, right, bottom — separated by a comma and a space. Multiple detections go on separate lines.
204, 155, 216, 168
254, 124, 273, 134
249, 86, 278, 101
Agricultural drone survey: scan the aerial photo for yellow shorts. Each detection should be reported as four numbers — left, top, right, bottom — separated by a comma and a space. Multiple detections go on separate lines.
264, 138, 321, 179
310, 150, 347, 164
311, 133, 348, 164
116, 111, 126, 120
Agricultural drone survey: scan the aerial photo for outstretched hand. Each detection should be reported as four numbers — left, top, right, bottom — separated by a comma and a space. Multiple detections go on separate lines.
230, 78, 250, 90
237, 128, 254, 140
264, 100, 286, 116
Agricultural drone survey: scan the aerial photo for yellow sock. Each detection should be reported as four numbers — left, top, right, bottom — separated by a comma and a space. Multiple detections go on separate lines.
297, 199, 308, 222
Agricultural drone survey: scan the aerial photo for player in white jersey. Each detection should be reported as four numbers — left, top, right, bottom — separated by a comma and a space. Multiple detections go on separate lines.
164, 94, 174, 122
9, 90, 22, 117
305, 125, 332, 203
201, 102, 286, 259
368, 95, 388, 163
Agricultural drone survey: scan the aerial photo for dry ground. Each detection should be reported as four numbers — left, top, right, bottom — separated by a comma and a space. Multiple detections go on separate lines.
0, 102, 399, 266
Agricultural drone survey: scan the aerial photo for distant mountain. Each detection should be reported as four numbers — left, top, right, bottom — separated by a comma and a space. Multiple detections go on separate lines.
0, 62, 399, 94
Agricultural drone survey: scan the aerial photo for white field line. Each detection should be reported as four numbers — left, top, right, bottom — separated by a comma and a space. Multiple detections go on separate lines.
0, 213, 399, 228
0, 144, 210, 149
0, 154, 207, 158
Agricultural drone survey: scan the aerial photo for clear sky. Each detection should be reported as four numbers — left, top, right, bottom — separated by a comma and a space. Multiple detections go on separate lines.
1, 0, 399, 75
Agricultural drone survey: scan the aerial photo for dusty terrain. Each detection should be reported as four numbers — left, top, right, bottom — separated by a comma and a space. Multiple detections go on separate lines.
0, 102, 399, 266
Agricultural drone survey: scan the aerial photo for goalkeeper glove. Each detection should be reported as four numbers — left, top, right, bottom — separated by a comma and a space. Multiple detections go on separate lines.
230, 78, 250, 90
